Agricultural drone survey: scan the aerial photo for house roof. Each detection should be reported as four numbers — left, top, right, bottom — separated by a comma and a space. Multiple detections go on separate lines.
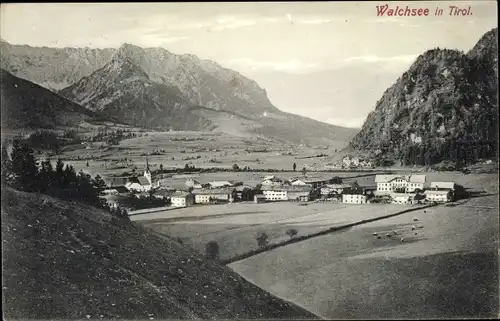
408, 175, 426, 184
193, 188, 233, 195
127, 176, 151, 186
374, 175, 402, 183
430, 182, 455, 189
291, 176, 331, 183
390, 192, 416, 197
138, 177, 151, 186
322, 184, 351, 189
108, 177, 129, 187
209, 181, 234, 187
374, 174, 426, 183
171, 191, 191, 198
261, 185, 312, 192
424, 190, 451, 195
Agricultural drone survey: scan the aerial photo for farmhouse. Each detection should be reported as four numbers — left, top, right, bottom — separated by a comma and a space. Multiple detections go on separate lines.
342, 193, 367, 204
254, 195, 266, 203
390, 192, 417, 205
320, 183, 351, 196
185, 178, 204, 189
208, 180, 241, 188
424, 190, 453, 203
194, 188, 234, 204
430, 181, 456, 191
375, 174, 426, 194
106, 177, 129, 192
261, 176, 283, 186
261, 185, 312, 201
171, 191, 195, 207
290, 175, 335, 189
287, 186, 312, 202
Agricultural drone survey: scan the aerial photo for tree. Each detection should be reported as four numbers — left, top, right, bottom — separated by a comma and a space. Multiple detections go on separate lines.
38, 159, 54, 192
232, 163, 240, 171
159, 164, 163, 172
329, 176, 342, 184
86, 161, 90, 167
302, 166, 307, 176
256, 232, 269, 247
10, 139, 39, 192
93, 174, 107, 193
293, 163, 297, 171
350, 180, 360, 188
286, 228, 298, 239
205, 241, 220, 260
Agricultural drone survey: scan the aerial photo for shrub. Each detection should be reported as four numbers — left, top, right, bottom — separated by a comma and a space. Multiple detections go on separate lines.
205, 241, 220, 260
286, 228, 298, 239
256, 232, 269, 247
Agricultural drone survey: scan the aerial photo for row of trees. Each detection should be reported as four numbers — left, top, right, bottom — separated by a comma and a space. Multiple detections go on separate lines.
399, 137, 496, 168
1, 139, 128, 219
204, 228, 299, 260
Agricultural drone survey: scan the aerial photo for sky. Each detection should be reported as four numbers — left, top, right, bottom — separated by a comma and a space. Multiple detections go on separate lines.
1, 1, 498, 128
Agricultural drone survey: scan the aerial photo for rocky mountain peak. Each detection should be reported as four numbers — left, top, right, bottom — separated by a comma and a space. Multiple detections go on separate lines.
348, 28, 498, 168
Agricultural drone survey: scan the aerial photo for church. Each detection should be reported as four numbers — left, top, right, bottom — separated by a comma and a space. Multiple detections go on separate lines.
124, 158, 159, 193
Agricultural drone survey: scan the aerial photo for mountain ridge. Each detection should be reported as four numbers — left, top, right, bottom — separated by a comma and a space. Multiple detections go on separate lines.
348, 28, 498, 166
1, 39, 357, 146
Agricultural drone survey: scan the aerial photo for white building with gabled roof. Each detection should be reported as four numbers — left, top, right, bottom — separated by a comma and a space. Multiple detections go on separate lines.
375, 174, 426, 194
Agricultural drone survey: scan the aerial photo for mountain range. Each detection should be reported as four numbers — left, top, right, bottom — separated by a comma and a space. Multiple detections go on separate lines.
0, 40, 357, 148
348, 28, 498, 166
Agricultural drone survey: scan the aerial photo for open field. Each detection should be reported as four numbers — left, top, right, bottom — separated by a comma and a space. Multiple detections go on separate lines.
133, 172, 498, 263
229, 174, 499, 319
134, 201, 420, 261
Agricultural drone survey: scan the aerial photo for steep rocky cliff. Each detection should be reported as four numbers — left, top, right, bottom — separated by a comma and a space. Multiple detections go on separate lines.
349, 28, 498, 167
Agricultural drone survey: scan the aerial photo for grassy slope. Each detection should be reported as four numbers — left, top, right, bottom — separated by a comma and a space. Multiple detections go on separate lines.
1, 187, 317, 320
230, 173, 499, 319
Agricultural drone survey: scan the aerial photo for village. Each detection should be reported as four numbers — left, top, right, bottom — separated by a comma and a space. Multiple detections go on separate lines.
100, 157, 463, 214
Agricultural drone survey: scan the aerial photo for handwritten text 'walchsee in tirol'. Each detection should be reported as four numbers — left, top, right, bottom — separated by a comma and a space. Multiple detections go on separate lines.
376, 4, 473, 16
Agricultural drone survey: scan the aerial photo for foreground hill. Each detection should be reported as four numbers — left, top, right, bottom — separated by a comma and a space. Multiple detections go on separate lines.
1, 187, 316, 319
1, 41, 357, 146
0, 69, 100, 130
348, 28, 498, 165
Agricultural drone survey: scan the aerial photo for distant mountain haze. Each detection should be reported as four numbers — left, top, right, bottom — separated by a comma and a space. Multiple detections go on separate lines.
1, 40, 357, 147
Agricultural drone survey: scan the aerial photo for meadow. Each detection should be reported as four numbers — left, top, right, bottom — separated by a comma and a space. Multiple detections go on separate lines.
229, 173, 499, 319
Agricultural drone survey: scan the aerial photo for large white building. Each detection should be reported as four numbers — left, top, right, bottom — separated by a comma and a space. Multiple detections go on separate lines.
424, 190, 452, 203
342, 193, 367, 204
194, 188, 233, 204
261, 185, 312, 201
375, 174, 426, 194
390, 192, 416, 204
170, 191, 195, 207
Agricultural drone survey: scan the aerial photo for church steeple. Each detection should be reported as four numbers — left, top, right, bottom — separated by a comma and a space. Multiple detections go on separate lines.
144, 157, 152, 185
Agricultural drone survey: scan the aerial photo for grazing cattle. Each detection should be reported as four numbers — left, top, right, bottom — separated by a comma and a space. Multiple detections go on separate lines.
411, 225, 416, 230
413, 217, 419, 222
386, 233, 392, 238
